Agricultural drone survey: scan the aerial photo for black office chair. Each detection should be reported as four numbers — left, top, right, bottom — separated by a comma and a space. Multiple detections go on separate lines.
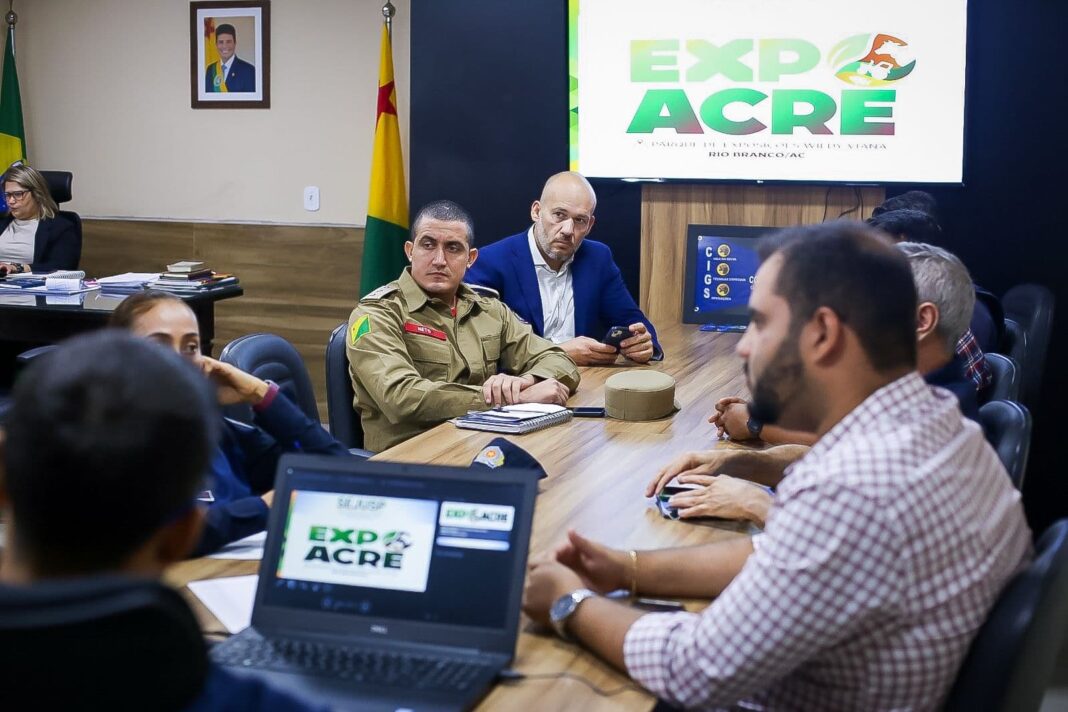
978, 400, 1032, 489
998, 318, 1028, 369
326, 322, 366, 450
38, 169, 83, 268
219, 333, 320, 424
944, 519, 1068, 712
1002, 284, 1054, 410
0, 576, 209, 711
978, 353, 1020, 406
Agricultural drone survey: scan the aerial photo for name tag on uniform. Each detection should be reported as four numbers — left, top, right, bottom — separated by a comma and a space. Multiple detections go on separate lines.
404, 321, 447, 341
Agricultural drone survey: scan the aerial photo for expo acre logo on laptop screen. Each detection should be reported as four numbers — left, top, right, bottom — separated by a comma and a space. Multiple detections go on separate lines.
277, 492, 438, 593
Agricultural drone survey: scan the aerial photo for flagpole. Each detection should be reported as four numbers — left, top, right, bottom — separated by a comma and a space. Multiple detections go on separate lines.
6, 1, 16, 56
381, 1, 395, 41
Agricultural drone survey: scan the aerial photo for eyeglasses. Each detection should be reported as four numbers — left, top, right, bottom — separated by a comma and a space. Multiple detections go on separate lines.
2, 190, 30, 201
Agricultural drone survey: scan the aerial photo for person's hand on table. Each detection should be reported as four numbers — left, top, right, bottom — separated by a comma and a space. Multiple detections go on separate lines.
619, 322, 654, 363
199, 356, 271, 406
522, 553, 587, 627
553, 530, 630, 593
667, 474, 772, 526
516, 377, 570, 405
561, 336, 619, 366
708, 396, 747, 427
710, 399, 755, 441
645, 449, 740, 496
482, 374, 533, 406
261, 490, 275, 507
0, 261, 28, 276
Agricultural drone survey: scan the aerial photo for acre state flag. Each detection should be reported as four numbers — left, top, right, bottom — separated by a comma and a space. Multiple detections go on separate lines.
360, 24, 408, 297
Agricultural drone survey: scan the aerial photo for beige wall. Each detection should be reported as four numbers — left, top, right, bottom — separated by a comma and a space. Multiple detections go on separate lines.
16, 0, 410, 225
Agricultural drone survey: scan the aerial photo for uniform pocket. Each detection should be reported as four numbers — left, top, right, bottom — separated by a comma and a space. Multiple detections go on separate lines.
406, 336, 451, 381
481, 334, 502, 364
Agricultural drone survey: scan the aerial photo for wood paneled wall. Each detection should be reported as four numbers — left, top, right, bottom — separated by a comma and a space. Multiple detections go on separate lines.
80, 219, 364, 421
639, 185, 885, 325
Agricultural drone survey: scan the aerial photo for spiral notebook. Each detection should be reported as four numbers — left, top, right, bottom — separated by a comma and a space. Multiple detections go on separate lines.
452, 403, 573, 434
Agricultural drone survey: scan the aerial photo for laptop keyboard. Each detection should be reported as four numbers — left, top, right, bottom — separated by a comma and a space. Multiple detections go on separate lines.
213, 636, 490, 692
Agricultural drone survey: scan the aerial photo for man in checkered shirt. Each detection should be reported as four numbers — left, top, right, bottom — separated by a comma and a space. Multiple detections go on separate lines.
523, 223, 1032, 710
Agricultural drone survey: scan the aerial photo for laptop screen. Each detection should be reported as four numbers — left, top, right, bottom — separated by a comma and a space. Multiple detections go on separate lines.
260, 463, 529, 631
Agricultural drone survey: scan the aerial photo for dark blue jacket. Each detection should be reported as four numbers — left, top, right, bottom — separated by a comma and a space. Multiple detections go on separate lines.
970, 285, 1006, 353
0, 214, 79, 272
204, 56, 256, 93
186, 665, 327, 711
925, 353, 980, 423
195, 391, 350, 556
466, 231, 662, 358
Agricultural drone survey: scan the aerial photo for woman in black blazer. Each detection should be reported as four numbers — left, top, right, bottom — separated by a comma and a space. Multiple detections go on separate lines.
0, 164, 79, 274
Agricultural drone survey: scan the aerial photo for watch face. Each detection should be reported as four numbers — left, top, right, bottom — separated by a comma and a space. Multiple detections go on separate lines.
550, 591, 576, 624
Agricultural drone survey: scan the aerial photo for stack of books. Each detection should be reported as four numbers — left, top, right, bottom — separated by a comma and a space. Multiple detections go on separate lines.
147, 261, 239, 293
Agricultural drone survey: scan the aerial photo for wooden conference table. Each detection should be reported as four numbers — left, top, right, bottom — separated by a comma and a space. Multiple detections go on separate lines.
169, 323, 754, 711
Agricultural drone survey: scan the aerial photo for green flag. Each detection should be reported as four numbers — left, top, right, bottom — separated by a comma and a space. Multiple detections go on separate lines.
0, 24, 26, 169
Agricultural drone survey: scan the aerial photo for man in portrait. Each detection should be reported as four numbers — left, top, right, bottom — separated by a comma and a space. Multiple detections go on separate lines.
205, 22, 256, 93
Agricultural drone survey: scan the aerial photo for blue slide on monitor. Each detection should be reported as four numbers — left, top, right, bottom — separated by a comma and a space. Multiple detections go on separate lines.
682, 225, 771, 330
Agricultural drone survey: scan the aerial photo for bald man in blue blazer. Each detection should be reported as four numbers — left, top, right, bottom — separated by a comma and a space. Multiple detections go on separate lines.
466, 172, 661, 365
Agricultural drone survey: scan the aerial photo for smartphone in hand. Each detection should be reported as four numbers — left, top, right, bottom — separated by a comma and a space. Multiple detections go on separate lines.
602, 325, 630, 351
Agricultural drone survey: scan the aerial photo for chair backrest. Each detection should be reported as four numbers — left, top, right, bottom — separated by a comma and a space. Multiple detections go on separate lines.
38, 170, 83, 268
38, 169, 73, 203
0, 576, 208, 710
219, 333, 319, 423
16, 344, 58, 366
978, 352, 1020, 406
999, 318, 1028, 368
944, 519, 1068, 712
978, 399, 1032, 489
1002, 284, 1055, 410
326, 322, 364, 449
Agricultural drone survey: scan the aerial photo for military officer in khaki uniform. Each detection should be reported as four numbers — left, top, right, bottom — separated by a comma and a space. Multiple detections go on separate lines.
347, 200, 581, 452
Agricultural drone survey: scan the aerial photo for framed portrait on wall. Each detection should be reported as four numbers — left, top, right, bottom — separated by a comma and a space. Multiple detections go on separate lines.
190, 0, 270, 109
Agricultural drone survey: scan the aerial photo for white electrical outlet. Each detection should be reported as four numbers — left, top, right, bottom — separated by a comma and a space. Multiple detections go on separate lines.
304, 186, 320, 211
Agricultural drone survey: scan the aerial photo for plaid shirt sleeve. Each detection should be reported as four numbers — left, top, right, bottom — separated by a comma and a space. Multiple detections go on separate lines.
623, 483, 904, 710
956, 330, 992, 389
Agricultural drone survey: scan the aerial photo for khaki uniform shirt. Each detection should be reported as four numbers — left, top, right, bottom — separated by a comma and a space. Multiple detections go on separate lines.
346, 269, 581, 452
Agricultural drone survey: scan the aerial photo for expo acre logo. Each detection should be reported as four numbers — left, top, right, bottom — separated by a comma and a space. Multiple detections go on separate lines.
626, 34, 916, 136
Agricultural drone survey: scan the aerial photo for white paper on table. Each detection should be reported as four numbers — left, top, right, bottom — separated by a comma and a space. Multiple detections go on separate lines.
96, 272, 160, 285
187, 575, 258, 634
207, 531, 267, 560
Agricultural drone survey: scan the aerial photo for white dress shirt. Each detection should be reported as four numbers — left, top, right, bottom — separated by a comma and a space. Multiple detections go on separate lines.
624, 373, 1032, 710
527, 227, 575, 343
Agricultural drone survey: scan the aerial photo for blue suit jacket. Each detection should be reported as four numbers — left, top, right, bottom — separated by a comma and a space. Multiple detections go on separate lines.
205, 56, 256, 93
195, 391, 350, 556
466, 231, 662, 358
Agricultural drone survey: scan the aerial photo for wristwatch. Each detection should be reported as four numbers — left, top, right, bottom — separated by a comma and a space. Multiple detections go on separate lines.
746, 416, 763, 438
549, 588, 598, 640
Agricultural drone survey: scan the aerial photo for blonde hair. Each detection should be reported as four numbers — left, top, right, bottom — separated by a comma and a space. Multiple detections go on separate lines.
3, 164, 59, 220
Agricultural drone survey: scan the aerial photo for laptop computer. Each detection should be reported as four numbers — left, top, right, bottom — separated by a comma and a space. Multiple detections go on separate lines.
211, 454, 540, 711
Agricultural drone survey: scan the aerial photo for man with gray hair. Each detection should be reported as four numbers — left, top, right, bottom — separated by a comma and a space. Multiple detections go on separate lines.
897, 241, 980, 421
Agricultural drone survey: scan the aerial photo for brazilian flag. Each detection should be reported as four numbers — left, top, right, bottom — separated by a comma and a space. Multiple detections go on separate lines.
0, 24, 25, 171
360, 23, 408, 297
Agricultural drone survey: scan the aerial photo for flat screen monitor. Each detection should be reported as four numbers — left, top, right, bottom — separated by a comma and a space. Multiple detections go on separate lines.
683, 224, 770, 327
569, 0, 968, 184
